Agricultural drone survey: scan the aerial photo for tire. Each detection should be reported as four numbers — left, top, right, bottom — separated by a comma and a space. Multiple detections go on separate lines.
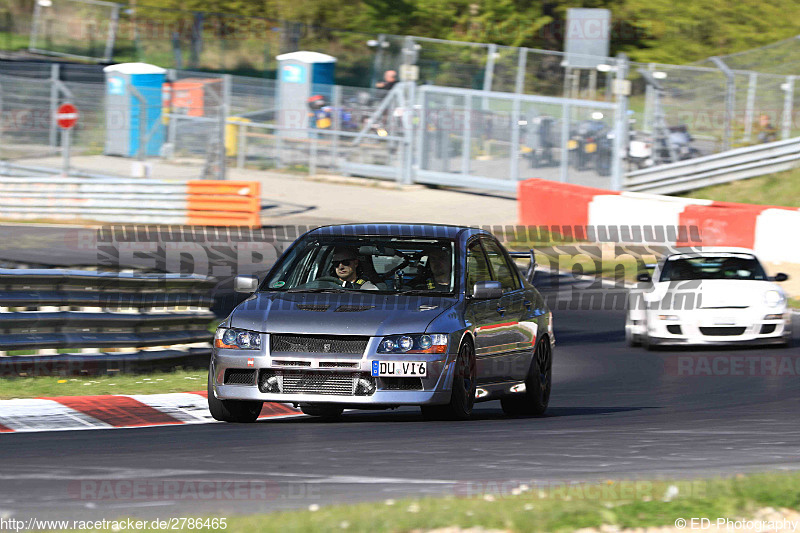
421, 339, 476, 421
501, 337, 552, 416
300, 404, 344, 419
207, 370, 263, 423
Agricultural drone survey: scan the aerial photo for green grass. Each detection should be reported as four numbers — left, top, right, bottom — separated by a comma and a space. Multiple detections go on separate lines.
53, 472, 800, 532
675, 168, 800, 208
0, 368, 208, 400
790, 298, 800, 309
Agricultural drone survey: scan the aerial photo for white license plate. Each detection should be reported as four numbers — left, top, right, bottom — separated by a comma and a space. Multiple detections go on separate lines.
371, 361, 427, 377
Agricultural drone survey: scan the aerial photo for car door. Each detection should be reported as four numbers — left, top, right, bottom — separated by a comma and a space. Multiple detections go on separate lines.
464, 238, 503, 385
480, 237, 529, 382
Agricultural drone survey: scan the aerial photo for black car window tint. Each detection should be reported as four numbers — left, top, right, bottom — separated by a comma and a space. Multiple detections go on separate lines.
482, 238, 518, 293
466, 240, 491, 296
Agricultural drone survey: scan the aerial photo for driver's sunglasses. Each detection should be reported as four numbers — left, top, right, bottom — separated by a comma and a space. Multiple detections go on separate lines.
335, 259, 354, 267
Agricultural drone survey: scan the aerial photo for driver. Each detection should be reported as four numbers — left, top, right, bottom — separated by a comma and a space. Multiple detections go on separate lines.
331, 247, 377, 290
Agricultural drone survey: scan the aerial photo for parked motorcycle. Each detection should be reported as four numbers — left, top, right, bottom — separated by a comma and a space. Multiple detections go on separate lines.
568, 116, 611, 172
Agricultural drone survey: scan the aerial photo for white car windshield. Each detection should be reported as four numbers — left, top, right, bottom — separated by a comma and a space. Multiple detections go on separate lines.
660, 255, 768, 282
262, 237, 456, 293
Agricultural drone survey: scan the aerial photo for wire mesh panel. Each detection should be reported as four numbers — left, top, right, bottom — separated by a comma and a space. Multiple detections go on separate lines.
416, 85, 621, 192
29, 0, 119, 62
0, 74, 53, 156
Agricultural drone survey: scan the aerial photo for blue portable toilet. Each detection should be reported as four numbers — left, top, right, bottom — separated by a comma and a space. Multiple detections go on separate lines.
103, 63, 166, 157
276, 51, 336, 135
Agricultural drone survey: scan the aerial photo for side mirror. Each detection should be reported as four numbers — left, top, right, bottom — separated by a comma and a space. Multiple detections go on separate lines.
234, 275, 259, 293
472, 280, 503, 300
774, 273, 789, 282
637, 273, 652, 283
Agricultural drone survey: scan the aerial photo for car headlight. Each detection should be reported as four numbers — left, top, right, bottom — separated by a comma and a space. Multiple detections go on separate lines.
377, 334, 448, 354
764, 290, 785, 308
214, 328, 262, 350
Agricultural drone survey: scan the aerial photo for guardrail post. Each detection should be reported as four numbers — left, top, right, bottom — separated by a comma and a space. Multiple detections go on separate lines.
743, 72, 758, 143
782, 75, 794, 140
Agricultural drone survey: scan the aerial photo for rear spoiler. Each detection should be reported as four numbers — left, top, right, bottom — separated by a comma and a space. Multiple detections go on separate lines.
508, 250, 538, 282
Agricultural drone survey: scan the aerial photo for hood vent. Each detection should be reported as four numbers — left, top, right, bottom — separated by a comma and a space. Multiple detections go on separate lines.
296, 304, 330, 312
335, 305, 375, 312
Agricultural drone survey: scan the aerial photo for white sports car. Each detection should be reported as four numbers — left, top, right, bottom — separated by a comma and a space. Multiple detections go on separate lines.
626, 248, 792, 348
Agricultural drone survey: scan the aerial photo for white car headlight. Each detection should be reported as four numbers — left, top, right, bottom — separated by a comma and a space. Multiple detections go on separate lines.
764, 290, 785, 308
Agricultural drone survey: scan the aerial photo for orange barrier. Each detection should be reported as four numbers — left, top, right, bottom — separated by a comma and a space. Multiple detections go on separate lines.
186, 180, 261, 227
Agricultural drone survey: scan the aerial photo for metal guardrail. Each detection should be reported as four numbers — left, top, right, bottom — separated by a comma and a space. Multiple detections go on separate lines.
624, 136, 800, 194
0, 269, 217, 376
0, 176, 261, 225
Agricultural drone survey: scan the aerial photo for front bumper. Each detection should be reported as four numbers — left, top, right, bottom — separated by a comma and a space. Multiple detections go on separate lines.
644, 308, 791, 346
211, 335, 457, 406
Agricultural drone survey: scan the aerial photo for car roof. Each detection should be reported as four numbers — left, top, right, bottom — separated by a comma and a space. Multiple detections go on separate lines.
667, 246, 757, 257
305, 224, 489, 240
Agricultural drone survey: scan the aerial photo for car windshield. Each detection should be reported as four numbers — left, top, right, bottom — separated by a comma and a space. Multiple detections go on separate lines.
262, 236, 457, 294
659, 254, 767, 281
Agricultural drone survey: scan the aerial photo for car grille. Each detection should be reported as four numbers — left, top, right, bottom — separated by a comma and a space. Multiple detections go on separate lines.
699, 327, 746, 336
271, 334, 369, 355
272, 360, 312, 367
224, 369, 256, 385
258, 370, 375, 396
319, 361, 359, 368
381, 377, 423, 391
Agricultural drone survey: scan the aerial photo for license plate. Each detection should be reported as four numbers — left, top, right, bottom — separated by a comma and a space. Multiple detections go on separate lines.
567, 139, 578, 150
585, 142, 597, 153
371, 361, 427, 377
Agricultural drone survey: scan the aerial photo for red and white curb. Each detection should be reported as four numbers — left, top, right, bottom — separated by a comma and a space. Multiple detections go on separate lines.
0, 392, 301, 433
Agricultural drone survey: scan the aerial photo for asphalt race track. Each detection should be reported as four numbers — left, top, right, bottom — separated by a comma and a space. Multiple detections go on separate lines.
1, 272, 799, 522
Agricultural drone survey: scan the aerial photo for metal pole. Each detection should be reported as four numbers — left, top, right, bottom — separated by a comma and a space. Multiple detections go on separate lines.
49, 64, 59, 148
29, 0, 41, 52
588, 69, 597, 100
236, 123, 246, 168
743, 72, 758, 143
443, 95, 454, 172
482, 44, 496, 110
510, 94, 521, 184
559, 101, 570, 183
709, 56, 734, 151
461, 94, 471, 175
643, 63, 655, 133
62, 128, 70, 176
219, 74, 231, 179
611, 54, 630, 192
515, 47, 527, 94
309, 134, 317, 176
402, 81, 415, 185
332, 84, 341, 171
782, 75, 795, 140
104, 3, 119, 63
